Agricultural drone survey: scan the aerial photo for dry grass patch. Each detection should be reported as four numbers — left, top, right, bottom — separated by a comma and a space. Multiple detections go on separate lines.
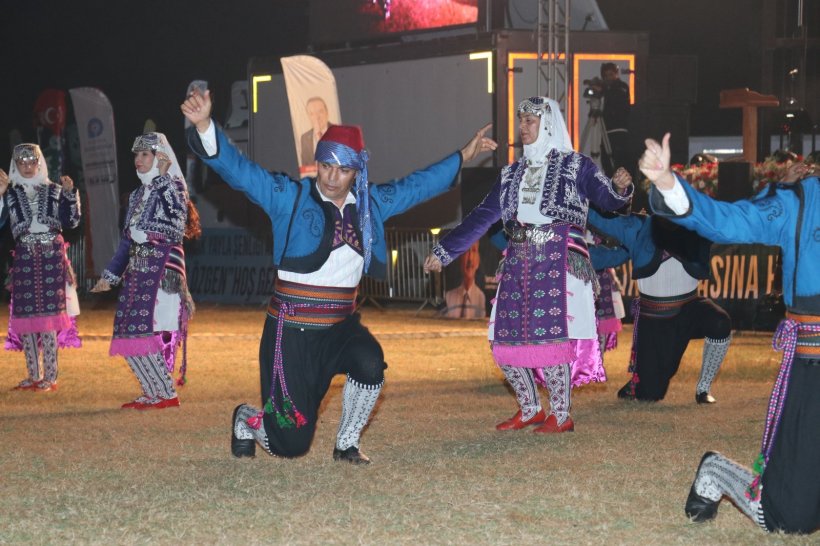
0, 305, 813, 544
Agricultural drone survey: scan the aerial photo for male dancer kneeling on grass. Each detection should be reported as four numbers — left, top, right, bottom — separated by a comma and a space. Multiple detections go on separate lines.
182, 89, 496, 464
643, 134, 819, 534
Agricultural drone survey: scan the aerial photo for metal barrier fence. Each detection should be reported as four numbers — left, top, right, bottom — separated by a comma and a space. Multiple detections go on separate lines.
359, 227, 445, 311
66, 237, 89, 291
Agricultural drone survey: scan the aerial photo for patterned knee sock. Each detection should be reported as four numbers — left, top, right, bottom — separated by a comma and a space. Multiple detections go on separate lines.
235, 403, 273, 455
40, 331, 58, 383
126, 356, 159, 399
697, 336, 730, 395
336, 376, 383, 450
140, 352, 177, 400
500, 365, 542, 420
694, 452, 763, 525
21, 333, 42, 382
543, 363, 572, 425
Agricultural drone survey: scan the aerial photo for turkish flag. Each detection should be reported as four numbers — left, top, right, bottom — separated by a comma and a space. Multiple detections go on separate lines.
33, 89, 67, 136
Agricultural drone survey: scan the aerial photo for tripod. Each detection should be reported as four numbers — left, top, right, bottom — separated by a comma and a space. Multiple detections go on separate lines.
579, 95, 612, 170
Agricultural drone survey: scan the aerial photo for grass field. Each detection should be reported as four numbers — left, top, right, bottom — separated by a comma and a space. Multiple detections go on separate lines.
0, 303, 813, 545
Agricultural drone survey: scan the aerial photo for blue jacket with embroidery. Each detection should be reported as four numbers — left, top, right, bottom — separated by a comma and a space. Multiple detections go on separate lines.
649, 175, 820, 310
587, 207, 712, 280
187, 126, 462, 280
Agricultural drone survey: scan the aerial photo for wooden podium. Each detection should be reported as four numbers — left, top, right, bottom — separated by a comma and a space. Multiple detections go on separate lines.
719, 88, 779, 163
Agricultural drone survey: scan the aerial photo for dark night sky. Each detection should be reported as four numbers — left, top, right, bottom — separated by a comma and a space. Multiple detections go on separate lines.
0, 0, 308, 180
1, 0, 761, 174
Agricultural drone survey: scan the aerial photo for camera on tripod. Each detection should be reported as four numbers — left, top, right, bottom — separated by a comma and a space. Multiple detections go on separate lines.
582, 77, 604, 99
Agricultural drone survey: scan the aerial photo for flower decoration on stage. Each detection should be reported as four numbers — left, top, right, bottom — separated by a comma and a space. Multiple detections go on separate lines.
752, 155, 809, 193
639, 154, 817, 196
672, 162, 719, 197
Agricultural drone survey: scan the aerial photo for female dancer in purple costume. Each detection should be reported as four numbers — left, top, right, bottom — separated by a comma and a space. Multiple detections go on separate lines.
0, 143, 81, 392
424, 97, 632, 433
91, 133, 199, 410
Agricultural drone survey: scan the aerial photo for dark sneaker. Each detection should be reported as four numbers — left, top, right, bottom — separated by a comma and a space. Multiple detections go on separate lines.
685, 451, 720, 523
333, 446, 371, 465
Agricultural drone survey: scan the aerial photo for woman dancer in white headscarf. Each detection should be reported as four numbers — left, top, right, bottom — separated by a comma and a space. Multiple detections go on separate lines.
425, 97, 633, 432
91, 132, 199, 410
0, 144, 81, 392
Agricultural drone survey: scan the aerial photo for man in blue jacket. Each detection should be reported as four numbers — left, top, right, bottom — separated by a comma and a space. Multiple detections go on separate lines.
643, 133, 819, 534
182, 89, 496, 464
588, 208, 731, 404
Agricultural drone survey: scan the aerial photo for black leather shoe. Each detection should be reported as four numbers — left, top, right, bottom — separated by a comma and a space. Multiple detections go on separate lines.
696, 392, 716, 404
617, 381, 636, 400
685, 451, 720, 523
231, 404, 256, 458
333, 446, 371, 465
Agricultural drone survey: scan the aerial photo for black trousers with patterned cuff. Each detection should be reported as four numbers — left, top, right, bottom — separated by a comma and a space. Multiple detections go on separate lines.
634, 297, 730, 401
258, 312, 386, 457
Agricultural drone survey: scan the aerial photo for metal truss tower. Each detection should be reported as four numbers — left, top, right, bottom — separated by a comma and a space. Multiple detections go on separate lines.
536, 0, 570, 118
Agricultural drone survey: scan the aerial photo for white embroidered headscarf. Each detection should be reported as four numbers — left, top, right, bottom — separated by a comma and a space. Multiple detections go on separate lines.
518, 97, 573, 167
131, 132, 185, 186
9, 143, 49, 189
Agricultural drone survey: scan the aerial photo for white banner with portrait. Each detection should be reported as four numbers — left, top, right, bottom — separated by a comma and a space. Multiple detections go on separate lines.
68, 87, 120, 276
280, 55, 342, 177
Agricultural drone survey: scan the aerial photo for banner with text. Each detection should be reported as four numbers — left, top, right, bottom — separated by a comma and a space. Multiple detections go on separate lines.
69, 87, 120, 275
186, 228, 277, 304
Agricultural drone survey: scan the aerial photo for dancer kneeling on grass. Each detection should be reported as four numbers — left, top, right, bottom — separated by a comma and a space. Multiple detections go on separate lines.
587, 207, 731, 404
643, 133, 819, 534
91, 132, 199, 410
424, 97, 633, 434
182, 88, 496, 464
0, 144, 82, 392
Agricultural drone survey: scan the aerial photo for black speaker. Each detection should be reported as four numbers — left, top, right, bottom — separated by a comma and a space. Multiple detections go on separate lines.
717, 162, 753, 202
647, 55, 698, 104
628, 102, 691, 166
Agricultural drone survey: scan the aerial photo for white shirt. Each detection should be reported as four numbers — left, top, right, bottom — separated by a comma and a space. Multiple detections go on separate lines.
657, 178, 691, 215
637, 257, 699, 298
637, 179, 700, 297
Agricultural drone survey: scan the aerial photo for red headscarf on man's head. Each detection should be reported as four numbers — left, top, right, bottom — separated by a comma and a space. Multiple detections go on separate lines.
314, 124, 373, 273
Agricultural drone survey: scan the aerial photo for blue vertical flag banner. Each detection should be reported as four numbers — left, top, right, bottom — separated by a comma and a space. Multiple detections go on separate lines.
68, 87, 120, 276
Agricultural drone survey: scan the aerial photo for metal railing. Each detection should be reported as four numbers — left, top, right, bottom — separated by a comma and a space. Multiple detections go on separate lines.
66, 237, 88, 291
359, 227, 444, 311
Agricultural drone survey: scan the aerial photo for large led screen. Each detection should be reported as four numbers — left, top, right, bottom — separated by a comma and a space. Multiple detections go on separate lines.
310, 0, 478, 45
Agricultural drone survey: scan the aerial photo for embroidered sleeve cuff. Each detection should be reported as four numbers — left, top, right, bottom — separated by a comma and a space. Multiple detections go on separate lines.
618, 182, 635, 200
101, 269, 121, 286
432, 243, 454, 267
152, 173, 173, 185
62, 188, 79, 201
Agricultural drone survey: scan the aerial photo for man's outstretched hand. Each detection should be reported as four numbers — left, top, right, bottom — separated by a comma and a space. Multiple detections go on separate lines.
460, 123, 497, 163
639, 132, 676, 190
181, 88, 213, 133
